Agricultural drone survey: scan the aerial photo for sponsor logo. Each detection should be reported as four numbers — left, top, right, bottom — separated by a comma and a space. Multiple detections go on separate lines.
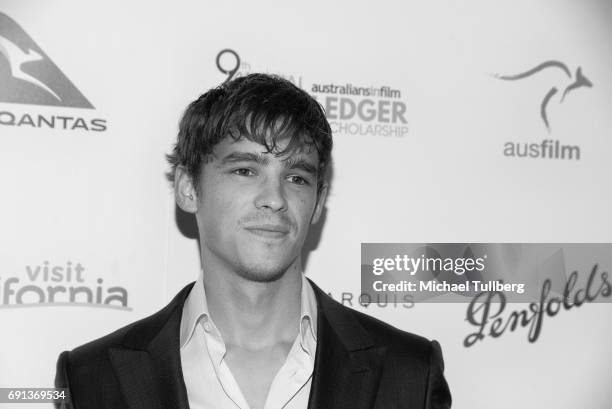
214, 49, 409, 136
464, 264, 611, 346
0, 13, 107, 132
311, 83, 409, 137
0, 111, 106, 131
494, 61, 592, 131
327, 291, 415, 309
0, 260, 130, 311
215, 48, 298, 87
0, 13, 92, 108
494, 60, 592, 160
216, 49, 242, 84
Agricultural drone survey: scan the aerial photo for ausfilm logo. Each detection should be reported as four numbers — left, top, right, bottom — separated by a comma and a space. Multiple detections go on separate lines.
0, 261, 130, 310
310, 82, 409, 137
0, 13, 107, 132
494, 60, 592, 160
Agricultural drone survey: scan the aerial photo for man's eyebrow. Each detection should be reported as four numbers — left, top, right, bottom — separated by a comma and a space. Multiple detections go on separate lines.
283, 157, 318, 177
219, 151, 317, 176
219, 152, 269, 165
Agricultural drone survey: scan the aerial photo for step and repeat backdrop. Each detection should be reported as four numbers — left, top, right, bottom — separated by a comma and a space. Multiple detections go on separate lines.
1, 0, 611, 408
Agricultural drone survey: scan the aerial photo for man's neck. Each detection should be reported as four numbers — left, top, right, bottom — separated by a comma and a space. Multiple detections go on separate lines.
201, 259, 303, 350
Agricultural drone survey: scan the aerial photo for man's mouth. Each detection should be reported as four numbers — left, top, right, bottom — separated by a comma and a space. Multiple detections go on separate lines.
244, 224, 290, 239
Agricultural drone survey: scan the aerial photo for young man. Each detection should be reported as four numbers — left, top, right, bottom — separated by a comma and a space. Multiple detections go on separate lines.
55, 74, 451, 409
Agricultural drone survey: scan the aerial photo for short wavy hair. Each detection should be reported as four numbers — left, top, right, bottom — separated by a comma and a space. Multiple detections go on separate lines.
166, 73, 333, 194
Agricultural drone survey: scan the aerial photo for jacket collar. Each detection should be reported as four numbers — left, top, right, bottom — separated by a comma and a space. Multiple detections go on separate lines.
308, 278, 374, 351
108, 284, 192, 409
109, 279, 385, 409
307, 279, 386, 409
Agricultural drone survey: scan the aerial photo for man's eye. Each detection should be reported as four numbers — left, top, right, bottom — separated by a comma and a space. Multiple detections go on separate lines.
233, 168, 254, 176
288, 175, 309, 185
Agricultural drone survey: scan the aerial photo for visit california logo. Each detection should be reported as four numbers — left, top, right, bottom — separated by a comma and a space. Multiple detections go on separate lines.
0, 260, 130, 310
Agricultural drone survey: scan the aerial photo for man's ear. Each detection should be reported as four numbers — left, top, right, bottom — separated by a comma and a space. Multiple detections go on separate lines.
174, 166, 198, 214
310, 181, 328, 224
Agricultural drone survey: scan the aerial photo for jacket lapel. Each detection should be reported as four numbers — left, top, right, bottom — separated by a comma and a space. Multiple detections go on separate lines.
108, 284, 194, 409
105, 279, 385, 409
308, 280, 386, 409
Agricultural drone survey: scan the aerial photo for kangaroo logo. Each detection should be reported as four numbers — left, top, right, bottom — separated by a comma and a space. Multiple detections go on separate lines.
0, 12, 93, 108
493, 61, 593, 131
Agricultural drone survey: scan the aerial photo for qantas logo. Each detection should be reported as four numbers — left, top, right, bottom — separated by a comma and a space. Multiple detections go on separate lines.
0, 12, 93, 109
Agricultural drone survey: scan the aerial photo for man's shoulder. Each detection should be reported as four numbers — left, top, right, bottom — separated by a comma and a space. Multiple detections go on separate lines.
316, 293, 443, 380
65, 315, 142, 365
336, 300, 433, 353
63, 283, 194, 366
309, 278, 435, 364
315, 290, 452, 408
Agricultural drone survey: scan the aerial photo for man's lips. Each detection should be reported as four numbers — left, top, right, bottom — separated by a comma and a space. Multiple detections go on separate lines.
244, 224, 290, 238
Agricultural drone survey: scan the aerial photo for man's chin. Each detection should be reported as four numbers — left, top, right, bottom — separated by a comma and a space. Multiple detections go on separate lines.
235, 259, 296, 283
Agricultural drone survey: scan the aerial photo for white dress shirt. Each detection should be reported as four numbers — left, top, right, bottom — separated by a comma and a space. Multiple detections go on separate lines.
180, 271, 318, 409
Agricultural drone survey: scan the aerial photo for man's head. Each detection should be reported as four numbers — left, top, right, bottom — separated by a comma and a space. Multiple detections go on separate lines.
167, 73, 332, 282
167, 73, 332, 195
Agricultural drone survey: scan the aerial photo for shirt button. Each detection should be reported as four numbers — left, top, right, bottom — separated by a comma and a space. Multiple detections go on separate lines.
203, 321, 212, 332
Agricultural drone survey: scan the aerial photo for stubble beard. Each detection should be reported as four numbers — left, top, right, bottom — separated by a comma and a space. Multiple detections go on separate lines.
234, 253, 299, 283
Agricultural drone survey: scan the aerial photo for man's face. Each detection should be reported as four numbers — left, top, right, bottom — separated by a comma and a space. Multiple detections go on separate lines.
187, 136, 326, 282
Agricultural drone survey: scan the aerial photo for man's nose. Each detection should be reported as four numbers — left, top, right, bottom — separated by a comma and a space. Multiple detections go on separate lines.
254, 177, 288, 212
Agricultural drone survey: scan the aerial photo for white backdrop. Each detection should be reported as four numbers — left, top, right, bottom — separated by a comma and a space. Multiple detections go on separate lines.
1, 1, 611, 408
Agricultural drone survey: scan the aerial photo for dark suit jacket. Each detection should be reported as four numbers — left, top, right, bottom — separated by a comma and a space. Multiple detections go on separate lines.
56, 280, 451, 409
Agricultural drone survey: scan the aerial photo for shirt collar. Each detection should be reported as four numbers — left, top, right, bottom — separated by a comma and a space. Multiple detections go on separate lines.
180, 270, 318, 351
180, 269, 209, 348
299, 274, 318, 353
